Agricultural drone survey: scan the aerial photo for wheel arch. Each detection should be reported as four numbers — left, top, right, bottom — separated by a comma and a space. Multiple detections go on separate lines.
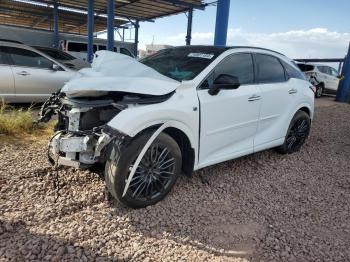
298, 106, 311, 118
131, 123, 196, 177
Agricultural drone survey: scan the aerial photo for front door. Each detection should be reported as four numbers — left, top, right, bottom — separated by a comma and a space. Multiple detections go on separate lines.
197, 53, 261, 168
0, 47, 15, 101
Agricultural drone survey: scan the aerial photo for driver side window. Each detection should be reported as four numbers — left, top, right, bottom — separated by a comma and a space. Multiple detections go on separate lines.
214, 53, 254, 86
201, 53, 254, 89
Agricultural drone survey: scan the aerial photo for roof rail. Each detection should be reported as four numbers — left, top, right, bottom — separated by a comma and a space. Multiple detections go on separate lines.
230, 46, 286, 56
0, 39, 23, 44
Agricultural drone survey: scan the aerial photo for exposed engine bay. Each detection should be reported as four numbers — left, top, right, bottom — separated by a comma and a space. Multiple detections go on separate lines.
39, 90, 174, 168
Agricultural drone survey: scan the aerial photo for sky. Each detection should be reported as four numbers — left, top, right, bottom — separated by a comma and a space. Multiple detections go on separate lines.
116, 0, 350, 60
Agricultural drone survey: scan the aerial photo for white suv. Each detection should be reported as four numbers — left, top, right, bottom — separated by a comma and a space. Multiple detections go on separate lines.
297, 63, 340, 98
40, 47, 315, 208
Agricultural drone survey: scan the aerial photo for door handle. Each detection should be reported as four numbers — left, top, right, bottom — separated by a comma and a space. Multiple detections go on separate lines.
248, 94, 261, 102
288, 88, 298, 94
17, 71, 30, 76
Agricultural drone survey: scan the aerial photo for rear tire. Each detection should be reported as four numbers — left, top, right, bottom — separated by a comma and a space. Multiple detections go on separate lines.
105, 131, 182, 209
277, 110, 311, 154
315, 84, 324, 98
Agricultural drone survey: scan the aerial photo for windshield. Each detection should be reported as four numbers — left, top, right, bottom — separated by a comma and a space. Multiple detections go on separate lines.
140, 47, 227, 81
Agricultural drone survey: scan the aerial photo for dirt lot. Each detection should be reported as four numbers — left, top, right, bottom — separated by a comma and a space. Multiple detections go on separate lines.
1, 98, 350, 262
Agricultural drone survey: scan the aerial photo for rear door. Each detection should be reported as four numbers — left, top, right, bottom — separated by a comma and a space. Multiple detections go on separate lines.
254, 53, 297, 148
6, 47, 74, 102
0, 46, 15, 101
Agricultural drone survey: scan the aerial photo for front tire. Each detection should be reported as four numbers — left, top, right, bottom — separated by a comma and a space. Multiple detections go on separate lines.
105, 131, 182, 208
277, 110, 311, 154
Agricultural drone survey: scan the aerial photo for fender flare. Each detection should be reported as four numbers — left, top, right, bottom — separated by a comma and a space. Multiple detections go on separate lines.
282, 103, 313, 137
108, 119, 197, 154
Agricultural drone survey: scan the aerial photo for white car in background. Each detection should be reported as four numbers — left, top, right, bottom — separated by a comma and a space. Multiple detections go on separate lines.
40, 47, 315, 208
0, 40, 76, 103
297, 63, 340, 97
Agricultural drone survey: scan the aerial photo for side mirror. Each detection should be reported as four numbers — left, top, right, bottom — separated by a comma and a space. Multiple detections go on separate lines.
208, 74, 240, 96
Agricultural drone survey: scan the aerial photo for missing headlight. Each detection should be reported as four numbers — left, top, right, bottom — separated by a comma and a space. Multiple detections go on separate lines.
79, 106, 121, 131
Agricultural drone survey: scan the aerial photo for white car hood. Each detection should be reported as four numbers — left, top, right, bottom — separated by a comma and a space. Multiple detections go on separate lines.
61, 51, 180, 97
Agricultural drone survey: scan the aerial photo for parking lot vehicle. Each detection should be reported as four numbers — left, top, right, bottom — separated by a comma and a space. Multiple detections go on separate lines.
63, 41, 135, 61
0, 40, 76, 103
32, 46, 90, 70
0, 25, 135, 61
40, 46, 314, 208
297, 63, 340, 97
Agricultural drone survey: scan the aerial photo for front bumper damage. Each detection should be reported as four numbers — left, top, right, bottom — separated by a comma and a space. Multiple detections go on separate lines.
49, 130, 114, 168
40, 91, 173, 168
40, 93, 126, 168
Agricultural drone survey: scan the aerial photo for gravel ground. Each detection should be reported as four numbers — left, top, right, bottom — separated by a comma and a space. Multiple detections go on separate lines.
1, 99, 350, 262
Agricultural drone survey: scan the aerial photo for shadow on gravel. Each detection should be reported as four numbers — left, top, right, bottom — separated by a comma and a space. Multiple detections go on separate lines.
104, 154, 269, 260
0, 219, 119, 261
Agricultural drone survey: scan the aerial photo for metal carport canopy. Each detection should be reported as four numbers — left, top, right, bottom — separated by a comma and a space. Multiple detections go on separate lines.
0, 0, 205, 35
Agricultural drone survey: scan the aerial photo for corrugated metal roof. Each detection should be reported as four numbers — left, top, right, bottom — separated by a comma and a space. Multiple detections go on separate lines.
0, 0, 205, 34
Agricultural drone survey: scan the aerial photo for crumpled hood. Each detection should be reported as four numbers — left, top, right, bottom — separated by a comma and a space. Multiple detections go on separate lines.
61, 51, 180, 97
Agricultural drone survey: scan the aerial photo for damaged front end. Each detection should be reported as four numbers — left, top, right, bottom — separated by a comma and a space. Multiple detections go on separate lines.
39, 91, 173, 169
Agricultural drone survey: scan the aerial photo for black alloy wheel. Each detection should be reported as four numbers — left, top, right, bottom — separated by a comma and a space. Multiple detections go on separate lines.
126, 143, 177, 201
105, 131, 182, 208
277, 110, 311, 154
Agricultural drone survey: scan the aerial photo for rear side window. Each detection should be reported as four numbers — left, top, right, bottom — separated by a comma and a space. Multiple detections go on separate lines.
0, 47, 10, 65
255, 54, 286, 83
297, 63, 314, 72
215, 53, 254, 85
317, 66, 325, 73
68, 42, 87, 52
7, 47, 53, 69
37, 48, 75, 61
281, 60, 306, 80
318, 66, 331, 75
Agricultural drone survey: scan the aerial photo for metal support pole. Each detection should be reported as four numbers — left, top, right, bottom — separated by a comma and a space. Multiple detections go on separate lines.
53, 0, 59, 48
87, 0, 94, 62
107, 0, 115, 51
186, 8, 193, 46
214, 0, 230, 46
336, 43, 350, 102
338, 61, 342, 73
134, 20, 139, 57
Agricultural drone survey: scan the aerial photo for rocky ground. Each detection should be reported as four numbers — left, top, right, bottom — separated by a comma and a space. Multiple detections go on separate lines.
1, 98, 349, 262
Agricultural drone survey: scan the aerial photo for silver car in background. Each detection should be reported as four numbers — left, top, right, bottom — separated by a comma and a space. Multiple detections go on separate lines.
0, 40, 76, 103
